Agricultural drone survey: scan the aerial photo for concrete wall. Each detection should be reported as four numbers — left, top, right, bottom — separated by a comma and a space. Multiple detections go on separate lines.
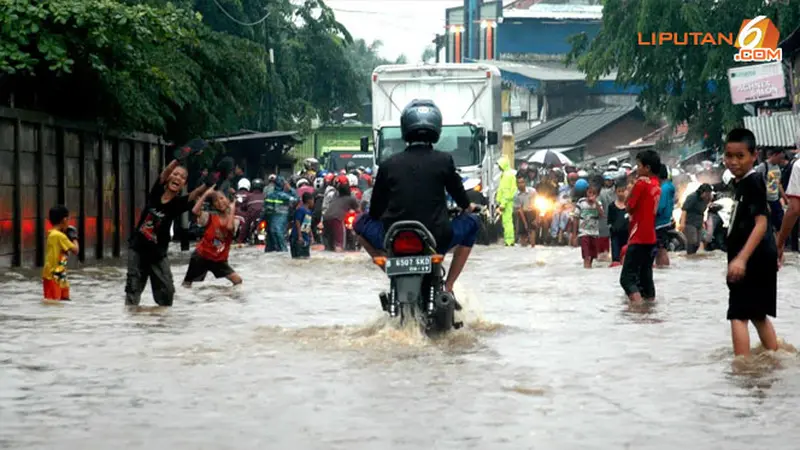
0, 107, 163, 268
583, 116, 659, 158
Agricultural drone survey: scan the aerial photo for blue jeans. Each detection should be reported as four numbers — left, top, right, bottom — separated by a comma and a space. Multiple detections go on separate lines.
354, 213, 479, 254
266, 213, 288, 252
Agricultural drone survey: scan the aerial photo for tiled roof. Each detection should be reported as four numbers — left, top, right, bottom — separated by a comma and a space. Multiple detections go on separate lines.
514, 116, 573, 146
518, 106, 641, 150
743, 112, 800, 148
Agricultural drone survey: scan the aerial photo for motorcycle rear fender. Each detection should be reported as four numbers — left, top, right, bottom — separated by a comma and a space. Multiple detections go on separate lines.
392, 275, 424, 305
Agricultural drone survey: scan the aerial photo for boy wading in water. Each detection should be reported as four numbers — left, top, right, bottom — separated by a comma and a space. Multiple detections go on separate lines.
619, 150, 661, 302
572, 185, 604, 268
723, 128, 779, 356
607, 183, 629, 267
42, 206, 80, 301
126, 158, 209, 306
183, 187, 243, 287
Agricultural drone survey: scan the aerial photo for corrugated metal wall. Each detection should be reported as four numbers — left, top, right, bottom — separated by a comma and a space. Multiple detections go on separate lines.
0, 107, 163, 268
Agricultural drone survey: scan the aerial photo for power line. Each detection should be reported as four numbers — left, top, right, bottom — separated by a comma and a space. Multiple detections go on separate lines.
211, 0, 272, 26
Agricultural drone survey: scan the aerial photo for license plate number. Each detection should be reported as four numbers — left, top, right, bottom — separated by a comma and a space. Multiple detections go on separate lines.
257, 235, 266, 241
385, 256, 432, 276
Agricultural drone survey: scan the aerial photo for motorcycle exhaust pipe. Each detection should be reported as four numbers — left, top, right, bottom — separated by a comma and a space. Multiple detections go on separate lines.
434, 291, 455, 310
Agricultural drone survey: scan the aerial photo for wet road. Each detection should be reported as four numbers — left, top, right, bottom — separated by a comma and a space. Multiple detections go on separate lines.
1, 246, 800, 449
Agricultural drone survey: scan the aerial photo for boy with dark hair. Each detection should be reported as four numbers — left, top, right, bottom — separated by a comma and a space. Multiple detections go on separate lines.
291, 192, 315, 259
571, 185, 604, 268
126, 157, 210, 306
183, 188, 242, 287
620, 150, 661, 303
724, 128, 779, 356
43, 205, 80, 301
607, 182, 629, 267
655, 164, 676, 267
680, 183, 713, 255
755, 147, 788, 236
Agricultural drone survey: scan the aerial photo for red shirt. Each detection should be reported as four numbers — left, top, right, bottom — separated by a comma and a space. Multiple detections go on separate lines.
350, 186, 363, 201
196, 214, 235, 262
627, 176, 661, 245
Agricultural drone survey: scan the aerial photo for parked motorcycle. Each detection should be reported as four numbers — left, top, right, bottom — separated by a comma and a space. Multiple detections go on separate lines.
371, 209, 480, 335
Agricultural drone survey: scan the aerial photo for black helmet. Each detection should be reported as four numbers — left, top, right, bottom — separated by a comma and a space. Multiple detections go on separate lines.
251, 178, 264, 192
345, 161, 356, 172
400, 99, 442, 144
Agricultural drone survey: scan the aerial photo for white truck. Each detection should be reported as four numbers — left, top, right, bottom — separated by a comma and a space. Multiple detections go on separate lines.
362, 63, 503, 243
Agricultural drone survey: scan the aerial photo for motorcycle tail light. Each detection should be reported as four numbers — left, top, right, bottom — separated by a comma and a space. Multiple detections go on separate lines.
345, 211, 356, 229
259, 221, 266, 230
392, 231, 424, 255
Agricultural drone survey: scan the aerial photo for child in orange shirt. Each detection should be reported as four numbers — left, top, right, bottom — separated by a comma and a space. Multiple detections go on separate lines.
42, 205, 80, 300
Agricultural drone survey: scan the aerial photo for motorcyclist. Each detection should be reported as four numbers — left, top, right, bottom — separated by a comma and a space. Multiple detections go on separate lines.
353, 99, 480, 294
323, 178, 360, 251
238, 178, 265, 243
495, 155, 517, 246
236, 178, 251, 206
347, 173, 363, 201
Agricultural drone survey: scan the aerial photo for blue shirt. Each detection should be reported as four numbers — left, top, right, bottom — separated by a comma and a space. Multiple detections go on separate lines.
656, 180, 675, 228
291, 205, 313, 244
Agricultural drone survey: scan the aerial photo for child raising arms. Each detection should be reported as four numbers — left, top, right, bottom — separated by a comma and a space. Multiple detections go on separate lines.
183, 187, 243, 287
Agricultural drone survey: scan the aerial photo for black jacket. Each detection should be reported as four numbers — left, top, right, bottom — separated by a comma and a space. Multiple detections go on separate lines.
369, 144, 471, 247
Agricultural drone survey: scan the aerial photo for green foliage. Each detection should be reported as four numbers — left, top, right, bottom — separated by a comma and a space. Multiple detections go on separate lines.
0, 0, 369, 143
568, 0, 800, 149
345, 39, 408, 103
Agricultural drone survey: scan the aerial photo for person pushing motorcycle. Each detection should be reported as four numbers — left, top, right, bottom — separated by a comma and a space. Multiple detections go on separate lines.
353, 99, 480, 294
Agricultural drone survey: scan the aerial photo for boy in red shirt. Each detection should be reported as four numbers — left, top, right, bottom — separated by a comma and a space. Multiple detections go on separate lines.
620, 150, 662, 303
183, 187, 243, 287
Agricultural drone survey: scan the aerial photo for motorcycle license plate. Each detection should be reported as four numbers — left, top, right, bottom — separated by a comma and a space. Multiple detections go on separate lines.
385, 256, 432, 276
257, 235, 265, 241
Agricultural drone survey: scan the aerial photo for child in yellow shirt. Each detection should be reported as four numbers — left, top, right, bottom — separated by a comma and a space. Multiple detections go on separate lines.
43, 205, 80, 301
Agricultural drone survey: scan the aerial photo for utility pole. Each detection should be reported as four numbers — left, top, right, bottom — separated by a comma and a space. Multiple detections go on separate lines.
464, 0, 481, 61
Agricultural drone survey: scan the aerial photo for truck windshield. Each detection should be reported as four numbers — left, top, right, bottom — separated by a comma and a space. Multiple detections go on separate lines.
377, 125, 480, 166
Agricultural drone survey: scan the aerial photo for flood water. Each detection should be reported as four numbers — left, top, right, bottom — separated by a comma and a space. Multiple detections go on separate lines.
2, 245, 800, 449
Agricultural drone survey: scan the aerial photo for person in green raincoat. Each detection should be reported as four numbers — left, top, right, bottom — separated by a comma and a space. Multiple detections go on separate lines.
495, 155, 517, 246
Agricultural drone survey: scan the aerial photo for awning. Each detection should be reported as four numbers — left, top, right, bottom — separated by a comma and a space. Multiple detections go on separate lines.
743, 112, 800, 148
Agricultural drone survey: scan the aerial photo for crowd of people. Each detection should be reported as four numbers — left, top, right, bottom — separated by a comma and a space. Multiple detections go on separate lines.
37, 115, 800, 358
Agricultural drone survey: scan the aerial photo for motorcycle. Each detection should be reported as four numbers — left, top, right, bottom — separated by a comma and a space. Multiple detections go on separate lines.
704, 196, 733, 252
251, 219, 268, 245
533, 196, 555, 245
344, 209, 360, 251
372, 209, 480, 335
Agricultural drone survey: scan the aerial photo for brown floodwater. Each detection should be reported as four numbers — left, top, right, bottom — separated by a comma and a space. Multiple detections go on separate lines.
1, 246, 799, 449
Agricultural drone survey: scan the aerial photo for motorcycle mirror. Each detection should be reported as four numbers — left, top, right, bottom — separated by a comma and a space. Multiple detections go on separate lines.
487, 131, 499, 146
360, 136, 370, 153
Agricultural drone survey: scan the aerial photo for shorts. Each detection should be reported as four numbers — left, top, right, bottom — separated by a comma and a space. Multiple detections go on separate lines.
769, 200, 784, 233
354, 212, 479, 254
43, 279, 70, 300
183, 252, 235, 283
514, 210, 536, 236
596, 236, 610, 254
579, 235, 599, 260
291, 240, 311, 258
727, 262, 777, 321
656, 226, 672, 249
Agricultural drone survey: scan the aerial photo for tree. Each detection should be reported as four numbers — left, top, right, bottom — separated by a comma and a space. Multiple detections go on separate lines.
422, 46, 436, 63
567, 0, 800, 150
0, 0, 365, 142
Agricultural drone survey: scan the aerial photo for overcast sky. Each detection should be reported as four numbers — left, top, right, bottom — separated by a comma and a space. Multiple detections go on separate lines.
327, 0, 462, 61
